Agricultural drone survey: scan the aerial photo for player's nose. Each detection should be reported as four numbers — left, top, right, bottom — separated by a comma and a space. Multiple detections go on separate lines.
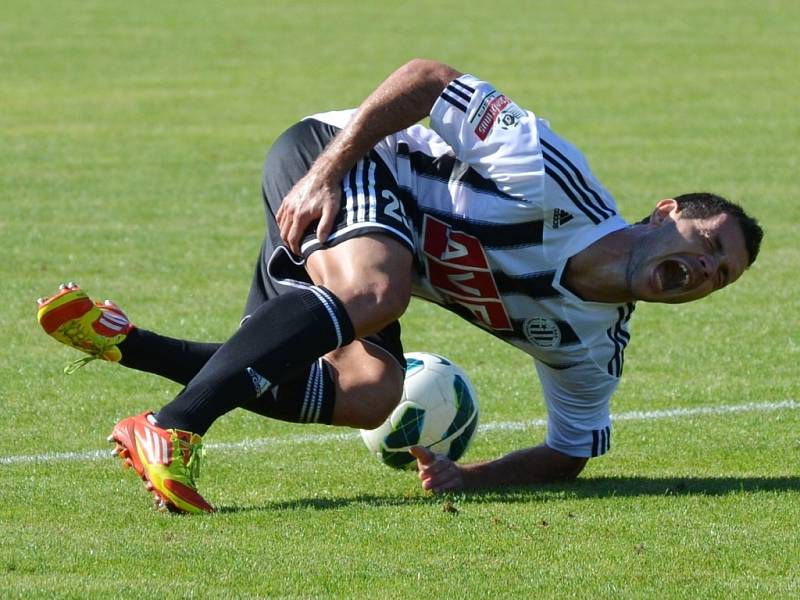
698, 254, 719, 279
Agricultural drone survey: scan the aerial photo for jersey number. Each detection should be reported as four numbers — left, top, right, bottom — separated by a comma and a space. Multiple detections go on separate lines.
421, 215, 512, 331
382, 190, 411, 229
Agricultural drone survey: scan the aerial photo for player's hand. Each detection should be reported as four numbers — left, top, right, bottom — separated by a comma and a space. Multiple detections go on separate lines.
410, 446, 465, 493
276, 170, 341, 256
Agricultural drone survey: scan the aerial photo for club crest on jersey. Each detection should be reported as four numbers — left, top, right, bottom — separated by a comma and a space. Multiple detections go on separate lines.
523, 316, 562, 348
498, 104, 526, 131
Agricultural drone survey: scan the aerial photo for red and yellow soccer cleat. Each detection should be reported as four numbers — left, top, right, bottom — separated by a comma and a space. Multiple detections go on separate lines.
108, 412, 213, 514
36, 283, 134, 372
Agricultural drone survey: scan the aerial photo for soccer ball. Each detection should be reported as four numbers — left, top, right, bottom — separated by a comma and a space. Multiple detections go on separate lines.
360, 352, 480, 469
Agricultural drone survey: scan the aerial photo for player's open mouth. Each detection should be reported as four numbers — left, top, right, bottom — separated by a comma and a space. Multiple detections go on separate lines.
656, 259, 690, 292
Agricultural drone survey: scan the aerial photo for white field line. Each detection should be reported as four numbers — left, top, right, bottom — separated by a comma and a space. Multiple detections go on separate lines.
1, 399, 797, 466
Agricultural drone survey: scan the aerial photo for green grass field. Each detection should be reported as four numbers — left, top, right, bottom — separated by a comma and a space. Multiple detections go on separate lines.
2, 1, 798, 597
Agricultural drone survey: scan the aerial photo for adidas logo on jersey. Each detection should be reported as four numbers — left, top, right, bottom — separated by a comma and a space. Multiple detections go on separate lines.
552, 208, 574, 229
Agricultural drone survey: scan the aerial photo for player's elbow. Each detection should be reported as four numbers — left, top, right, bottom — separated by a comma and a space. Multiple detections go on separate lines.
564, 458, 587, 481
548, 455, 588, 482
402, 59, 462, 89
564, 456, 589, 480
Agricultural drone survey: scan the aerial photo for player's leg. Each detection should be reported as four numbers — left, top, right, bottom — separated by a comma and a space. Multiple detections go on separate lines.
108, 329, 404, 513
35, 231, 403, 416
152, 119, 415, 436
325, 339, 405, 429
108, 118, 414, 512
106, 290, 406, 514
191, 217, 409, 426
245, 332, 405, 429
117, 331, 220, 385
35, 278, 403, 427
152, 236, 411, 435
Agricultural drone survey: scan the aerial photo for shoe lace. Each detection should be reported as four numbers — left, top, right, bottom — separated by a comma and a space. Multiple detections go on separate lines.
64, 355, 98, 374
179, 436, 205, 482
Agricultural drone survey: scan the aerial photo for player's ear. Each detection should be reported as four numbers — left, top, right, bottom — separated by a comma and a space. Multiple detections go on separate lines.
650, 198, 678, 225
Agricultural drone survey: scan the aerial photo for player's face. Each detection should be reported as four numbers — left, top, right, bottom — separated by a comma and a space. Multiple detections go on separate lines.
626, 200, 749, 304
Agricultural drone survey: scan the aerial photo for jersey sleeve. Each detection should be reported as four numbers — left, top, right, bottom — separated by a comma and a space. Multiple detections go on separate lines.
534, 359, 617, 458
429, 74, 545, 204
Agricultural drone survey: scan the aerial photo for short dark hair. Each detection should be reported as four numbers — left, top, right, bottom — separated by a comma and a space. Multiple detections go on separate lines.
641, 192, 763, 266
673, 192, 763, 266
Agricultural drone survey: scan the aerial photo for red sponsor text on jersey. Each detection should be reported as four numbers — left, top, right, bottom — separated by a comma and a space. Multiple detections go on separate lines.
474, 94, 511, 140
422, 215, 513, 331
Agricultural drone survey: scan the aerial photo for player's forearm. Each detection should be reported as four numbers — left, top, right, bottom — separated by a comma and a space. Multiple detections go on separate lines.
312, 59, 462, 181
459, 444, 588, 489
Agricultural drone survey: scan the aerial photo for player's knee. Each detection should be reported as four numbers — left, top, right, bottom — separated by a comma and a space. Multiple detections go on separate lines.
365, 277, 410, 323
334, 277, 410, 336
307, 236, 413, 337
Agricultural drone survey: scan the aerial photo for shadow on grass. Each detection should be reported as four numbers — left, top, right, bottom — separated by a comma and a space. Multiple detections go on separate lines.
214, 494, 422, 514
465, 475, 800, 503
214, 475, 800, 513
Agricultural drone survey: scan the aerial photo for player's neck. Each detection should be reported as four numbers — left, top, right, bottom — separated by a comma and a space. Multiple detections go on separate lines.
562, 227, 640, 303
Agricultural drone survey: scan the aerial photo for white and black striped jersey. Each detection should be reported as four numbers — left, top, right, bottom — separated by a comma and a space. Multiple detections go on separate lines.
308, 74, 635, 458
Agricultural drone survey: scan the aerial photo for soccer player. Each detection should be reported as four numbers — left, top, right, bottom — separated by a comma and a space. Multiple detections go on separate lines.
37, 59, 762, 513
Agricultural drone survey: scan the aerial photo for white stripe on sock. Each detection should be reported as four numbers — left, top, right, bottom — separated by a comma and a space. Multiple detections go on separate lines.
308, 287, 343, 348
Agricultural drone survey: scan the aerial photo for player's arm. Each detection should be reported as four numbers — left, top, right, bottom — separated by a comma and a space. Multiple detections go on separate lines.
411, 359, 614, 492
411, 444, 587, 492
428, 73, 545, 205
277, 59, 462, 254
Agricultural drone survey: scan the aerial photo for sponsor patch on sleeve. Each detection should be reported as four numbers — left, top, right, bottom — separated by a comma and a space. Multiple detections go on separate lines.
470, 91, 510, 140
469, 90, 525, 140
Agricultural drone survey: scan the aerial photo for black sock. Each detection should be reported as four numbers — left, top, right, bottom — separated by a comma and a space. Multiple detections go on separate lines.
119, 329, 334, 422
241, 358, 336, 424
118, 329, 221, 386
154, 286, 354, 434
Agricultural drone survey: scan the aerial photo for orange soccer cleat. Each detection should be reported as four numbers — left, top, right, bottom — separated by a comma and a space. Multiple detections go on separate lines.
108, 411, 213, 514
36, 282, 134, 372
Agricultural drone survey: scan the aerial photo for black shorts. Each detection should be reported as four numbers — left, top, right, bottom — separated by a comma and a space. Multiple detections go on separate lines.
243, 118, 410, 371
